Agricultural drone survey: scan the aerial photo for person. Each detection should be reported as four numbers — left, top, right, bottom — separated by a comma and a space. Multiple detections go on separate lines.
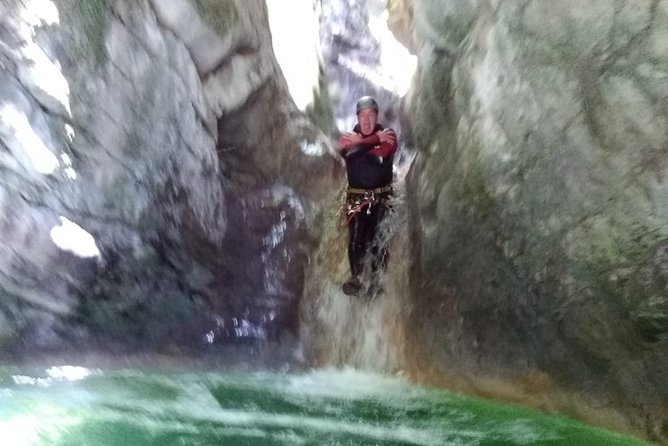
338, 96, 398, 296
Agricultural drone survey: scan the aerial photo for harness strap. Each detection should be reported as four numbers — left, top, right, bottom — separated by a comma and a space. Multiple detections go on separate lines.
347, 184, 392, 195
345, 196, 375, 224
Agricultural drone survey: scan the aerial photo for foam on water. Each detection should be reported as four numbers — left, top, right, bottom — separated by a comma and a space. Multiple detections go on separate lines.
0, 367, 651, 445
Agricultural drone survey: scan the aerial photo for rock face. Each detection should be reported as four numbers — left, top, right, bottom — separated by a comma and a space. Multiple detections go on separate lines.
387, 0, 416, 54
0, 0, 338, 354
406, 0, 668, 440
318, 0, 416, 137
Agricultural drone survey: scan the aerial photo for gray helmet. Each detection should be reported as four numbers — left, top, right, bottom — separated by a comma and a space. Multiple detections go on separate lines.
355, 96, 379, 114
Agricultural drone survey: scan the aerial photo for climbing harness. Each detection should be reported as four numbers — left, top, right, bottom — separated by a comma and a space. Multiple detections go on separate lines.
346, 185, 392, 195
342, 185, 392, 225
344, 194, 375, 224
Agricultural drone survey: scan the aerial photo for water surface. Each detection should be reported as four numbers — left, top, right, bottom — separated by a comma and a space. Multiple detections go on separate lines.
0, 366, 650, 445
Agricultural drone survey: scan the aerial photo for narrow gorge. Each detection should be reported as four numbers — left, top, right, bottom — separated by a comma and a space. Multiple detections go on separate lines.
1, 0, 667, 444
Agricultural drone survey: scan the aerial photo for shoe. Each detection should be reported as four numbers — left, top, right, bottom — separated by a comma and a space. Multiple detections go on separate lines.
342, 277, 362, 296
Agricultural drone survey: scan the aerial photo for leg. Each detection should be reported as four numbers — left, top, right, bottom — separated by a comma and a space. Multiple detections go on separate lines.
344, 209, 372, 295
347, 211, 367, 278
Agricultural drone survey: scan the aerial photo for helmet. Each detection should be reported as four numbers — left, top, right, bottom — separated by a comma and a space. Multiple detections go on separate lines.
355, 96, 379, 114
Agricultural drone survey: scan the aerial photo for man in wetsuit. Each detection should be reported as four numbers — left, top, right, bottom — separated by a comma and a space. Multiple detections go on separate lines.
339, 96, 398, 296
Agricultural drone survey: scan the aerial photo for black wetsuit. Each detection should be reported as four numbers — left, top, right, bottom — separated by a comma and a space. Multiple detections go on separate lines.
340, 124, 395, 278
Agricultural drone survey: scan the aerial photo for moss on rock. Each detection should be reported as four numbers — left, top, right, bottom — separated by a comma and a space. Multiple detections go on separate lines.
191, 0, 238, 36
407, 0, 668, 440
633, 295, 668, 341
53, 0, 109, 69
305, 64, 336, 136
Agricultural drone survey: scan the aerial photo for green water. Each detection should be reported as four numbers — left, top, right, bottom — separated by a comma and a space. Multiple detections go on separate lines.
0, 366, 650, 446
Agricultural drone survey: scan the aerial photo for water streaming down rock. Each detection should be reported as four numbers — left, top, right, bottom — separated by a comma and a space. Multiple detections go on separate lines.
297, 0, 419, 373
0, 0, 339, 354
305, 1, 668, 442
300, 180, 411, 372
318, 0, 416, 138
1, 0, 667, 444
401, 0, 668, 442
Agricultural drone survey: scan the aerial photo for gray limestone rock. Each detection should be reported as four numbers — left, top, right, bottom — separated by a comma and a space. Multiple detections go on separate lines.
407, 0, 668, 441
319, 0, 405, 135
0, 0, 338, 355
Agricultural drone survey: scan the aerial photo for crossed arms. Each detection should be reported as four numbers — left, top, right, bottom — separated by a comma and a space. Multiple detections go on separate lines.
338, 129, 397, 158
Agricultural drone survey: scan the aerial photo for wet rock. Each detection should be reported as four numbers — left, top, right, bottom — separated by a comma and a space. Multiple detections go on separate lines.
318, 0, 411, 135
387, 0, 416, 54
632, 295, 668, 342
0, 0, 338, 353
406, 0, 668, 440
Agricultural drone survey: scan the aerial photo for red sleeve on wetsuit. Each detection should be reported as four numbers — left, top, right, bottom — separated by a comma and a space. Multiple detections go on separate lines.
338, 133, 349, 150
358, 134, 380, 146
370, 130, 398, 157
339, 133, 380, 151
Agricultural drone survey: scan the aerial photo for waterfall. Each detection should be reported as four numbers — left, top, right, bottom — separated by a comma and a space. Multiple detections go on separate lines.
299, 157, 415, 372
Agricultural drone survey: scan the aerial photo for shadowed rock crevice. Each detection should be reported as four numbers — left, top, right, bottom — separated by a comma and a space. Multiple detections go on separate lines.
402, 0, 668, 441
2, 0, 668, 442
0, 0, 338, 357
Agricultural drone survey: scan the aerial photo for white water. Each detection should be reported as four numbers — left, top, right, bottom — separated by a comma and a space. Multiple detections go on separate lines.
300, 159, 414, 372
0, 366, 647, 446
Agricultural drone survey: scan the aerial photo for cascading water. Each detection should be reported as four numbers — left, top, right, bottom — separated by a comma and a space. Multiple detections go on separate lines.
293, 0, 418, 373
299, 163, 414, 372
0, 0, 662, 444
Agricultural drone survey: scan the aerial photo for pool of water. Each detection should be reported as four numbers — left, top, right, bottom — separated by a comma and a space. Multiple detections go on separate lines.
0, 365, 650, 445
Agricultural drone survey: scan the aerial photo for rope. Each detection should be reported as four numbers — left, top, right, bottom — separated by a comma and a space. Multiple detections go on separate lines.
343, 195, 375, 224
